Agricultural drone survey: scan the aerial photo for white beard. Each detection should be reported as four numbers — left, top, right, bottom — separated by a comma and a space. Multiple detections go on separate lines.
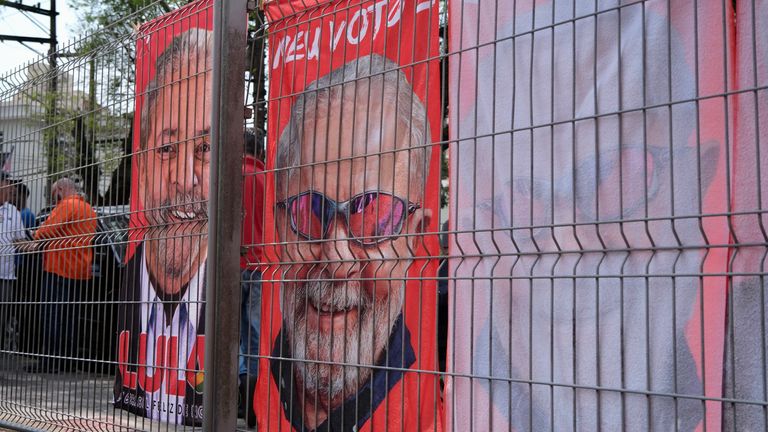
283, 276, 404, 402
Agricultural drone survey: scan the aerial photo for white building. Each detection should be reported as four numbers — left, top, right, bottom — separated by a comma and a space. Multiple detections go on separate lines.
0, 63, 128, 214
0, 99, 48, 214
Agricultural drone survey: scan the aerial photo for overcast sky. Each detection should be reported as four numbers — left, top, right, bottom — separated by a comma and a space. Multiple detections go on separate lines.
0, 1, 77, 76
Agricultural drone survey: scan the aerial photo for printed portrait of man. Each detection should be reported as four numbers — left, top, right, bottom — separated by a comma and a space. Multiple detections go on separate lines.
268, 53, 433, 431
448, 3, 724, 432
114, 26, 211, 426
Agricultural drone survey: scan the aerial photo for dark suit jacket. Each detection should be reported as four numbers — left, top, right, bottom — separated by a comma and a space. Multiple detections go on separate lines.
113, 243, 206, 426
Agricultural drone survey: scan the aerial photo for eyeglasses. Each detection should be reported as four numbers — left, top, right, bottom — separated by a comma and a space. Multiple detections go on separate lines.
276, 190, 420, 245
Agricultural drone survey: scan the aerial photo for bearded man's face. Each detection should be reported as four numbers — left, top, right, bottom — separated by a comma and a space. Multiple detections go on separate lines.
277, 83, 430, 403
139, 57, 211, 294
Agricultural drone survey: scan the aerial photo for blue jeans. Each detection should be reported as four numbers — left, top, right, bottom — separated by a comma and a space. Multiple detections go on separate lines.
239, 269, 261, 377
40, 272, 81, 366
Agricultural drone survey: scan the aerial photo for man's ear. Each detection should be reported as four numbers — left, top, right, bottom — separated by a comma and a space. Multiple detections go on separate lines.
409, 207, 432, 251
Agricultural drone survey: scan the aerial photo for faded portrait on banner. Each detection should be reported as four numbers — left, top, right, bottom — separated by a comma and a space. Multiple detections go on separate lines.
447, 1, 735, 431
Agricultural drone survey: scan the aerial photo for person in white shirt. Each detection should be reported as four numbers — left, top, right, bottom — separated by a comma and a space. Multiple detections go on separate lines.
0, 172, 27, 352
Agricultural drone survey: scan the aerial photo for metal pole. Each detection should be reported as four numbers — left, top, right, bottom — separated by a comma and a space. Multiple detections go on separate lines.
49, 0, 57, 54
49, 0, 57, 87
204, 0, 247, 430
46, 0, 58, 193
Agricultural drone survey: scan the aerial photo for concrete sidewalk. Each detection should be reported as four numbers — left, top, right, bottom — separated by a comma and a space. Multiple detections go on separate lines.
0, 354, 251, 431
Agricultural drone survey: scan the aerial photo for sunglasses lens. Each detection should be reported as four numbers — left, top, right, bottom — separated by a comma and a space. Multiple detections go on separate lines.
347, 192, 406, 243
289, 193, 327, 239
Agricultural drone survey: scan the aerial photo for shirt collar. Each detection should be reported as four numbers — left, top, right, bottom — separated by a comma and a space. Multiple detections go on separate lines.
139, 245, 205, 329
61, 194, 85, 204
270, 314, 416, 432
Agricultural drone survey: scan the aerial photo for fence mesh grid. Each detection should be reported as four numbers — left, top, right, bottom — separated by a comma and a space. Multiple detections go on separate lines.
0, 0, 765, 431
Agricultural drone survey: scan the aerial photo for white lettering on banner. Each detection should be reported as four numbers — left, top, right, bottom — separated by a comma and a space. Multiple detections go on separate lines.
271, 0, 427, 69
307, 27, 320, 60
346, 8, 368, 44
370, 2, 386, 39
288, 33, 303, 62
329, 21, 346, 51
385, 0, 402, 27
415, 0, 432, 14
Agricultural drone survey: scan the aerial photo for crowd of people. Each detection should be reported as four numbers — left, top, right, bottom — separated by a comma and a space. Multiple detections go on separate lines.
0, 175, 98, 373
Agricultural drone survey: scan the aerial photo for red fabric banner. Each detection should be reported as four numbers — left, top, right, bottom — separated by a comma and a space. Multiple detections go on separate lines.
257, 0, 443, 430
115, 0, 213, 425
127, 0, 213, 262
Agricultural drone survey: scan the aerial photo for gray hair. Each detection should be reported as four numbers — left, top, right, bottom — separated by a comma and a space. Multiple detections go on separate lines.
52, 177, 83, 198
139, 28, 213, 151
275, 54, 431, 197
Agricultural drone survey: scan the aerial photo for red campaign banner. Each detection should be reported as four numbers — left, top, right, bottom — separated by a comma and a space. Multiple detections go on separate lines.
257, 0, 443, 431
447, 1, 734, 431
115, 0, 213, 425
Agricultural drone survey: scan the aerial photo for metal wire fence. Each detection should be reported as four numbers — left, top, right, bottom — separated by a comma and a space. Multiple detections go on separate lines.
0, 6, 137, 432
0, 0, 765, 431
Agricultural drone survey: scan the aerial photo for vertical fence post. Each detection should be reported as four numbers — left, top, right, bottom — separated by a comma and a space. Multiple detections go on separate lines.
205, 0, 247, 430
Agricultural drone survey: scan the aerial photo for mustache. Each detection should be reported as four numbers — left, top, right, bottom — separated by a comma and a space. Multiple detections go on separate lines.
294, 277, 372, 314
152, 193, 208, 223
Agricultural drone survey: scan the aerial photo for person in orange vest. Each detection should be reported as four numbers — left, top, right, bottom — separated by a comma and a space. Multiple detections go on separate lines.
26, 177, 96, 373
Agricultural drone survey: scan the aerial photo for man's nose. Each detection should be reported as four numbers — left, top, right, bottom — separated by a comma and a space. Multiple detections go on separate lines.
319, 216, 362, 279
171, 142, 199, 192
